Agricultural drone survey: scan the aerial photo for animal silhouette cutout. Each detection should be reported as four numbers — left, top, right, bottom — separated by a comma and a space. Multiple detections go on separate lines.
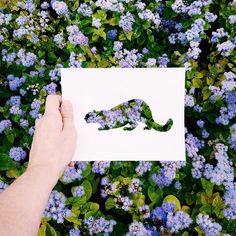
84, 99, 173, 132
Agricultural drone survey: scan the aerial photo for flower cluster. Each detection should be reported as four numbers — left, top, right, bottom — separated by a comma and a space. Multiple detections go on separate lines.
62, 162, 87, 183
0, 119, 12, 134
135, 161, 152, 176
92, 161, 111, 174
114, 194, 133, 211
0, 181, 8, 193
9, 147, 26, 161
152, 161, 186, 188
196, 213, 222, 236
84, 216, 116, 235
73, 186, 85, 198
43, 190, 72, 223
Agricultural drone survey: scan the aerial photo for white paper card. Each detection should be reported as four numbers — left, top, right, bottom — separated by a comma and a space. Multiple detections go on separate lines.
61, 68, 185, 161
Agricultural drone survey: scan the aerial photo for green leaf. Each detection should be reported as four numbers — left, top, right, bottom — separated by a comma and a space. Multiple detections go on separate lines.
192, 77, 203, 88
142, 20, 151, 30
163, 195, 181, 211
38, 50, 45, 58
71, 1, 79, 11
95, 10, 107, 21
87, 202, 99, 213
212, 194, 223, 207
202, 86, 211, 100
48, 52, 57, 63
93, 28, 106, 40
125, 31, 133, 41
45, 223, 58, 236
0, 0, 7, 8
194, 226, 204, 235
0, 154, 14, 171
65, 209, 81, 225
147, 29, 154, 42
137, 33, 146, 45
182, 232, 189, 236
105, 197, 115, 210
97, 60, 110, 67
82, 164, 91, 178
82, 180, 93, 200
148, 186, 162, 204
185, 192, 195, 205
201, 178, 214, 197
107, 17, 119, 26
119, 33, 126, 41
136, 192, 145, 207
200, 204, 212, 214
84, 210, 95, 219
38, 223, 46, 236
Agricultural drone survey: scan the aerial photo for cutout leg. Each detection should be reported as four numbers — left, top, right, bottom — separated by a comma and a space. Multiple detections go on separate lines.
123, 123, 138, 131
98, 127, 109, 131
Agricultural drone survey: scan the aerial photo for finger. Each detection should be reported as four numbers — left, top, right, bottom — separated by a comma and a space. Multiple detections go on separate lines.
61, 100, 74, 130
68, 161, 75, 167
44, 95, 62, 116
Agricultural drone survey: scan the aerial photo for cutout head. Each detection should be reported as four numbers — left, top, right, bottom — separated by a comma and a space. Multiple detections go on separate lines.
84, 110, 97, 122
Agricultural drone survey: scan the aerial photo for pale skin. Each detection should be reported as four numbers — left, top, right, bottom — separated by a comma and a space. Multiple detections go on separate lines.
0, 95, 77, 236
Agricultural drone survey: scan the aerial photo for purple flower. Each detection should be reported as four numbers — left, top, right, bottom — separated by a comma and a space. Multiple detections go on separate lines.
217, 40, 235, 57
114, 194, 133, 211
43, 82, 57, 95
0, 120, 12, 134
139, 205, 150, 219
20, 119, 29, 128
51, 1, 69, 17
84, 216, 116, 235
196, 213, 222, 236
204, 12, 217, 22
43, 190, 72, 223
73, 186, 85, 197
166, 210, 192, 233
107, 29, 118, 39
135, 161, 152, 176
69, 229, 81, 236
77, 3, 92, 17
196, 120, 204, 128
92, 161, 111, 174
7, 74, 25, 91
119, 12, 134, 32
6, 96, 21, 107
151, 202, 175, 224
127, 222, 152, 236
9, 147, 26, 161
0, 181, 8, 193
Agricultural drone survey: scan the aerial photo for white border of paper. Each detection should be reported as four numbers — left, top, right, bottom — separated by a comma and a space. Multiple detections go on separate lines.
61, 68, 185, 161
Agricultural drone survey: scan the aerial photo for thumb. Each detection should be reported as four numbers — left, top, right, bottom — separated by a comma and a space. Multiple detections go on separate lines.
60, 100, 74, 131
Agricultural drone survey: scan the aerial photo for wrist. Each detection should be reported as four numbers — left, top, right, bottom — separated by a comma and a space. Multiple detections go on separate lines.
26, 164, 60, 187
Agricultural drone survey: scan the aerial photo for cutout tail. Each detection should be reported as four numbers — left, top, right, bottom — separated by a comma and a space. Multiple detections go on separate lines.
150, 118, 173, 132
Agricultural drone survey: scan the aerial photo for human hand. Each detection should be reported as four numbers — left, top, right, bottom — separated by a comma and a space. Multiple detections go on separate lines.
27, 95, 77, 181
